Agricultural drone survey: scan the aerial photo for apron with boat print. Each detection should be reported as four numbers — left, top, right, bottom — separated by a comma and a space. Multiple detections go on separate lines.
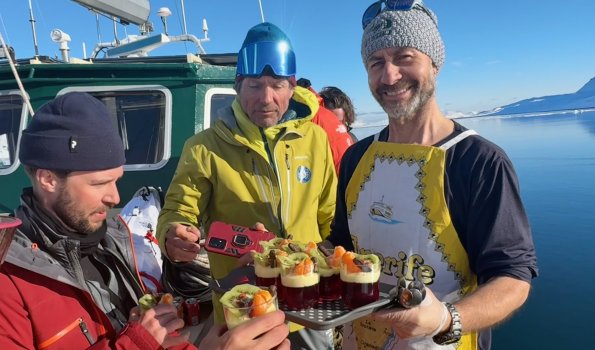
341, 130, 479, 350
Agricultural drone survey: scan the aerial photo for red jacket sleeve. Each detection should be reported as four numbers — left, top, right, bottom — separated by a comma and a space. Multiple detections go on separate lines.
91, 323, 198, 350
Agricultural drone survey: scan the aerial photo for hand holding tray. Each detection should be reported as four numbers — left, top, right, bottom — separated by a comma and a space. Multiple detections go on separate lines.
210, 265, 422, 330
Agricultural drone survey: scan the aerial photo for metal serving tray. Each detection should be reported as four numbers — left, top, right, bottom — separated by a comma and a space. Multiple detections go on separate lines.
210, 266, 401, 330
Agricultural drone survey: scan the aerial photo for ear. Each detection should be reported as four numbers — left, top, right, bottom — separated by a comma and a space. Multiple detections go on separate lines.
287, 84, 295, 99
37, 169, 62, 193
288, 77, 296, 96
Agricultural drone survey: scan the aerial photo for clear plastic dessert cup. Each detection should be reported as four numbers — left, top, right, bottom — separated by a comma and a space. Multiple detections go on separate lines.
221, 284, 278, 329
279, 252, 319, 310
340, 252, 381, 309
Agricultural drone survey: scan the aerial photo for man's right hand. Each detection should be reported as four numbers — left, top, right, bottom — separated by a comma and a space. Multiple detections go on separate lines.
129, 304, 189, 348
199, 310, 290, 350
165, 223, 201, 262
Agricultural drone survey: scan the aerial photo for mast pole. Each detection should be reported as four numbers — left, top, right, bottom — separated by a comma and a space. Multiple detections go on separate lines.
180, 0, 188, 35
258, 0, 265, 22
27, 0, 39, 58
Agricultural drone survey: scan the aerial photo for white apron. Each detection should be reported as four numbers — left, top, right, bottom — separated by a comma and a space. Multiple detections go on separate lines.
341, 130, 479, 350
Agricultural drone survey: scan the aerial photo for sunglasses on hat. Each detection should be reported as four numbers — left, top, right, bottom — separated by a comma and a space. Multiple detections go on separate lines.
362, 0, 437, 29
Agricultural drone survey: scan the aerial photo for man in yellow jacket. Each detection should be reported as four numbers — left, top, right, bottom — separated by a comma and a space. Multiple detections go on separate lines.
157, 22, 337, 349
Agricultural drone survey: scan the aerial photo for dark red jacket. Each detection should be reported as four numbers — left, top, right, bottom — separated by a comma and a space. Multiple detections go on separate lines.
0, 214, 197, 350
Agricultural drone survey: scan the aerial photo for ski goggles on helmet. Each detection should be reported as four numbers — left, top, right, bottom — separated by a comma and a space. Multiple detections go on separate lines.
362, 0, 437, 29
236, 40, 296, 78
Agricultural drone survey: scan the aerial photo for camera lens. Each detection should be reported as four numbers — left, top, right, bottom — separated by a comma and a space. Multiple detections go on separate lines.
208, 237, 226, 249
232, 234, 250, 247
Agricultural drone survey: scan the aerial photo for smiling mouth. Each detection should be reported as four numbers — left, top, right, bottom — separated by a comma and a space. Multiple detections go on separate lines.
385, 88, 408, 97
381, 83, 411, 95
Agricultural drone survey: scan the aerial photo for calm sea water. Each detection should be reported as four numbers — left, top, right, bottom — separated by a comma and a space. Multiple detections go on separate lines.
353, 111, 595, 349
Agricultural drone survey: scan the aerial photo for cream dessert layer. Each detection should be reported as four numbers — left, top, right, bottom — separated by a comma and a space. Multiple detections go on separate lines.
280, 273, 320, 288
319, 267, 339, 277
340, 268, 381, 284
254, 264, 280, 278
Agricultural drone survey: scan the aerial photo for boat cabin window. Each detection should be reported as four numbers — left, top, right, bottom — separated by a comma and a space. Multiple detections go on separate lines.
205, 88, 236, 128
88, 91, 167, 167
0, 94, 24, 173
59, 87, 171, 171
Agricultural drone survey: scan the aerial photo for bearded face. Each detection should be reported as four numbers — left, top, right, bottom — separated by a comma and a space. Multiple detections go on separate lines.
48, 167, 122, 234
372, 73, 436, 122
366, 47, 437, 122
52, 182, 108, 234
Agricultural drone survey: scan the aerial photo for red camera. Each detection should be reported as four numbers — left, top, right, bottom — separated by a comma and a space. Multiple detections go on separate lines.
204, 221, 276, 257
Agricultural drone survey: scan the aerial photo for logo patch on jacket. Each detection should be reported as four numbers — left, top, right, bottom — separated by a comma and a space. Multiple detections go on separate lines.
296, 166, 312, 183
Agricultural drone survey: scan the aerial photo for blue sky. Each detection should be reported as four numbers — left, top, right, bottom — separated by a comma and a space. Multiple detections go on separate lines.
1, 0, 595, 123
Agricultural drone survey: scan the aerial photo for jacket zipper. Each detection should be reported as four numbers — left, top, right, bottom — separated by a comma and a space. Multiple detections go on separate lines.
79, 318, 96, 345
253, 157, 278, 226
38, 318, 95, 349
115, 214, 151, 294
284, 152, 291, 224
260, 129, 288, 236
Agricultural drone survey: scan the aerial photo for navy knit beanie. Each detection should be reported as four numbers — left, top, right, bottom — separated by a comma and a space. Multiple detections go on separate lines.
19, 92, 126, 171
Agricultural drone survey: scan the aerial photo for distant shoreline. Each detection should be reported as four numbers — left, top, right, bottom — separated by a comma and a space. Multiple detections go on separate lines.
457, 107, 595, 120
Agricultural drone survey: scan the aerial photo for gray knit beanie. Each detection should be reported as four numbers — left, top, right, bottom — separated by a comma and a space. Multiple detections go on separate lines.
361, 5, 445, 70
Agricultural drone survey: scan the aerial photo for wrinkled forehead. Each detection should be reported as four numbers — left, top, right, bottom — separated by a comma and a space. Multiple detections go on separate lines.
241, 75, 295, 87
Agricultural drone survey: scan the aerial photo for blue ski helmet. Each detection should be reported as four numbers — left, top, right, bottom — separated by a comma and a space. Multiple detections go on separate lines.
236, 22, 296, 78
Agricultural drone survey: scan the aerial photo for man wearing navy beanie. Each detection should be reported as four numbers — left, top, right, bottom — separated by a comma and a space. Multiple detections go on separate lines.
1, 92, 291, 350
0, 92, 193, 349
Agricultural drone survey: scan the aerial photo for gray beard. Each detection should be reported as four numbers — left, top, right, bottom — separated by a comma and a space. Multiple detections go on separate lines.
377, 80, 436, 122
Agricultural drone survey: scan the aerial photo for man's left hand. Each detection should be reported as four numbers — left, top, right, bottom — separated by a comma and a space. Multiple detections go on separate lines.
372, 286, 449, 339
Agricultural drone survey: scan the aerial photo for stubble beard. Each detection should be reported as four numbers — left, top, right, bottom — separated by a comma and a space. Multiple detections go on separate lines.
374, 78, 436, 122
52, 185, 106, 234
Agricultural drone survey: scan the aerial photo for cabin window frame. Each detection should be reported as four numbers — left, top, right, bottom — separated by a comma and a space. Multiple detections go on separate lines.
0, 90, 28, 176
203, 87, 236, 129
58, 85, 173, 171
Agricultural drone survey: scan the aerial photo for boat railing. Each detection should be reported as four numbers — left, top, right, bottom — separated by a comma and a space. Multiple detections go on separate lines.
91, 32, 210, 59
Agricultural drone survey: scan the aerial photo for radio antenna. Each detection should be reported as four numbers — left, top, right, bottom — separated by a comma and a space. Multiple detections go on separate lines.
27, 0, 39, 58
258, 0, 265, 22
180, 0, 188, 35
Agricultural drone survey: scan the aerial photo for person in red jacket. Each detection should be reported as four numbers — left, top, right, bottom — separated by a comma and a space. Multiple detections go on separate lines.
0, 92, 289, 350
319, 86, 358, 143
297, 78, 354, 174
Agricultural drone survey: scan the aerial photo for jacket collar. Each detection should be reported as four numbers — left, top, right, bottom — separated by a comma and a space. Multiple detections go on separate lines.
214, 86, 320, 152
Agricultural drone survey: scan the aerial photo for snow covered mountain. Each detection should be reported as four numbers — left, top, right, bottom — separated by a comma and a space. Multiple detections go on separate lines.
478, 77, 595, 116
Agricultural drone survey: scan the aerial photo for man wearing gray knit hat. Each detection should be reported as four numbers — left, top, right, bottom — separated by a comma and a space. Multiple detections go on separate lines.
361, 1, 445, 70
327, 1, 537, 350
